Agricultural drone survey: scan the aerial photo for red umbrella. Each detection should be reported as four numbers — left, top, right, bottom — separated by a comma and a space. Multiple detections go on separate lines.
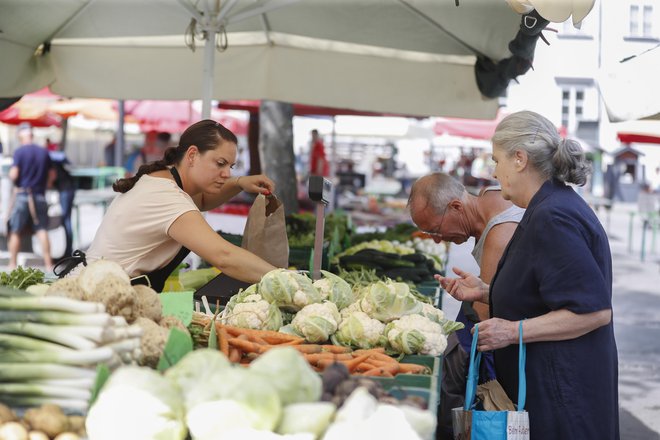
0, 101, 61, 127
124, 100, 248, 135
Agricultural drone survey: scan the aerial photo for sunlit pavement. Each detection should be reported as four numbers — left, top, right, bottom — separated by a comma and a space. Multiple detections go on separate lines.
443, 201, 660, 439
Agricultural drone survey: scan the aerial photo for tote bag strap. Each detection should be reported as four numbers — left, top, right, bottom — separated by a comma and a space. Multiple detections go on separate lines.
464, 321, 528, 411
517, 320, 527, 411
464, 323, 482, 410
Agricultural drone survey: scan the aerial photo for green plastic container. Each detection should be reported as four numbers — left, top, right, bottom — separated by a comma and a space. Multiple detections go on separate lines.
369, 354, 442, 413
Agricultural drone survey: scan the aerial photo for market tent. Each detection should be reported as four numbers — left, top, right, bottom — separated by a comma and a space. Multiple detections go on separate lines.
598, 46, 660, 122
0, 100, 61, 127
433, 111, 506, 140
0, 0, 524, 119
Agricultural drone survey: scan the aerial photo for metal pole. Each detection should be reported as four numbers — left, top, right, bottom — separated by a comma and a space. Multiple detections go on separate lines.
312, 202, 326, 280
201, 28, 216, 119
116, 100, 125, 168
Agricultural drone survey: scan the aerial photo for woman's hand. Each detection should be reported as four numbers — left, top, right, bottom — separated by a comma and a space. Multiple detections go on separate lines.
473, 318, 517, 351
237, 174, 275, 195
435, 267, 488, 303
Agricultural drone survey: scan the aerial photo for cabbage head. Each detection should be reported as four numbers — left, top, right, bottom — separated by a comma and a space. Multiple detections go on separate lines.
291, 301, 341, 343
359, 281, 422, 322
86, 366, 187, 440
184, 366, 282, 432
313, 271, 355, 310
164, 349, 231, 408
250, 347, 323, 405
331, 311, 386, 349
259, 269, 323, 312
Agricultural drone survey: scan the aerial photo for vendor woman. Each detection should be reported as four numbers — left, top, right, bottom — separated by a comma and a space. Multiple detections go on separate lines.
77, 119, 277, 291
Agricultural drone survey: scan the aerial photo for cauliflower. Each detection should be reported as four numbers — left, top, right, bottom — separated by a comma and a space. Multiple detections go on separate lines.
385, 314, 447, 356
419, 303, 444, 324
312, 271, 355, 310
44, 277, 85, 300
291, 302, 341, 343
225, 294, 283, 331
133, 285, 162, 322
332, 311, 386, 349
134, 317, 169, 368
86, 275, 137, 323
340, 301, 363, 320
259, 269, 323, 312
359, 281, 421, 323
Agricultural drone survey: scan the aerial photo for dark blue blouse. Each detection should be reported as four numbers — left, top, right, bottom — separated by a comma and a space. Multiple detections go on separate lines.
489, 179, 619, 439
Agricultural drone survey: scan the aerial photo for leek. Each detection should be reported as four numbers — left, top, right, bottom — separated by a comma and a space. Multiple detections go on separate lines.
0, 363, 97, 381
0, 296, 105, 313
0, 383, 91, 400
0, 334, 114, 364
0, 322, 98, 350
0, 310, 113, 326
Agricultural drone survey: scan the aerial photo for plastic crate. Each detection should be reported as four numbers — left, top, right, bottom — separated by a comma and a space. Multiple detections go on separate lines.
368, 354, 441, 413
416, 282, 442, 309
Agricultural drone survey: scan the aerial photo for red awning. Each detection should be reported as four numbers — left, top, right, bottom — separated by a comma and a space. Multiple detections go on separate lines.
617, 132, 660, 144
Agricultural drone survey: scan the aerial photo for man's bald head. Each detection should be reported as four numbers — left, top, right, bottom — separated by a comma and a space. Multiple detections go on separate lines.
408, 173, 466, 216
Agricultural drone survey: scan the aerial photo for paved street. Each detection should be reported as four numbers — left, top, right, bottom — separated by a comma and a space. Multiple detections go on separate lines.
443, 201, 660, 439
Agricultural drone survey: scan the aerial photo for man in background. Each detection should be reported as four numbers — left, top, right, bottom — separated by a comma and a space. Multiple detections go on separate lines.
309, 129, 329, 177
8, 124, 55, 271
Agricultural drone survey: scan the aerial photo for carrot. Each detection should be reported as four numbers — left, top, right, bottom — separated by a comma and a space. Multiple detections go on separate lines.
317, 353, 373, 373
228, 347, 242, 363
245, 334, 268, 345
290, 344, 323, 354
280, 339, 304, 346
217, 327, 230, 357
222, 325, 303, 345
354, 362, 379, 373
362, 366, 396, 377
228, 337, 264, 354
398, 363, 431, 374
354, 347, 386, 355
320, 345, 352, 354
305, 353, 353, 365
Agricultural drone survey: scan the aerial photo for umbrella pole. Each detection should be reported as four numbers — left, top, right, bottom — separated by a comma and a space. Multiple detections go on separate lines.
116, 100, 125, 168
201, 29, 216, 119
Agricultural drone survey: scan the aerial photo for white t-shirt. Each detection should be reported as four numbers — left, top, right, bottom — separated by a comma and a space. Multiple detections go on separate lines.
86, 175, 199, 277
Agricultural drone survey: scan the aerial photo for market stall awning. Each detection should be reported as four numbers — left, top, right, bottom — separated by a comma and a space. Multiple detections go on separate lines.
433, 112, 505, 140
0, 0, 529, 119
598, 46, 660, 122
0, 101, 61, 127
617, 133, 660, 144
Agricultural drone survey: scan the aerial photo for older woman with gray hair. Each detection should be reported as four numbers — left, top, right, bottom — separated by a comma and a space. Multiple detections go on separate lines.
438, 110, 618, 439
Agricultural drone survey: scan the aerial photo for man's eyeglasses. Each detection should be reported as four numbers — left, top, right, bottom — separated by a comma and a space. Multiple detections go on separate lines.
417, 204, 449, 239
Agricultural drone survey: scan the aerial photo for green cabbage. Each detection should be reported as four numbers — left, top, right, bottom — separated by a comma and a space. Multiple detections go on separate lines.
259, 269, 323, 312
359, 281, 422, 322
249, 347, 322, 406
164, 349, 231, 408
313, 271, 355, 310
277, 402, 336, 437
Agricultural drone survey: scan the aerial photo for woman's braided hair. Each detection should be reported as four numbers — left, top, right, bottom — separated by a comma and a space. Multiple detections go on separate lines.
113, 119, 238, 193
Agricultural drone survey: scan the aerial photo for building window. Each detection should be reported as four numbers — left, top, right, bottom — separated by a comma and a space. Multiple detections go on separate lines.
560, 87, 586, 134
643, 5, 653, 37
630, 5, 640, 36
629, 3, 654, 38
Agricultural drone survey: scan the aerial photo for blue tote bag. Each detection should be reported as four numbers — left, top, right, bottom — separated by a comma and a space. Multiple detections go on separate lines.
452, 321, 530, 440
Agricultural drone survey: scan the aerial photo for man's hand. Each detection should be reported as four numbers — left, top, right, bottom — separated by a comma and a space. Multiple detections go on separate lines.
435, 267, 488, 303
474, 318, 517, 351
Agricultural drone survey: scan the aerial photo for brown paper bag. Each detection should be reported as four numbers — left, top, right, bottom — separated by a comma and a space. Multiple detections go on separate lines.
476, 380, 516, 411
241, 194, 289, 268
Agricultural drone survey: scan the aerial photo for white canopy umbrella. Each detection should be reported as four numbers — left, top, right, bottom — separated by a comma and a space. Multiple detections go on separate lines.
0, 0, 523, 119
598, 46, 660, 122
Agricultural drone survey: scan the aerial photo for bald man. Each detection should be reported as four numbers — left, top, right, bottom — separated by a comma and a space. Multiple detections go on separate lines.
408, 172, 524, 438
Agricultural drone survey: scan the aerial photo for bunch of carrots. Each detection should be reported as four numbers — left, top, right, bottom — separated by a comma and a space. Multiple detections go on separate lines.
216, 323, 430, 378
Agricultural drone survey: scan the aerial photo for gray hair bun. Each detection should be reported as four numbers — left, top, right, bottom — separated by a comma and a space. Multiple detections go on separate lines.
552, 138, 590, 186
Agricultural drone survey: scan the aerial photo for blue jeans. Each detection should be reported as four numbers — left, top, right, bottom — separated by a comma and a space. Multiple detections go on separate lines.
59, 190, 75, 257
